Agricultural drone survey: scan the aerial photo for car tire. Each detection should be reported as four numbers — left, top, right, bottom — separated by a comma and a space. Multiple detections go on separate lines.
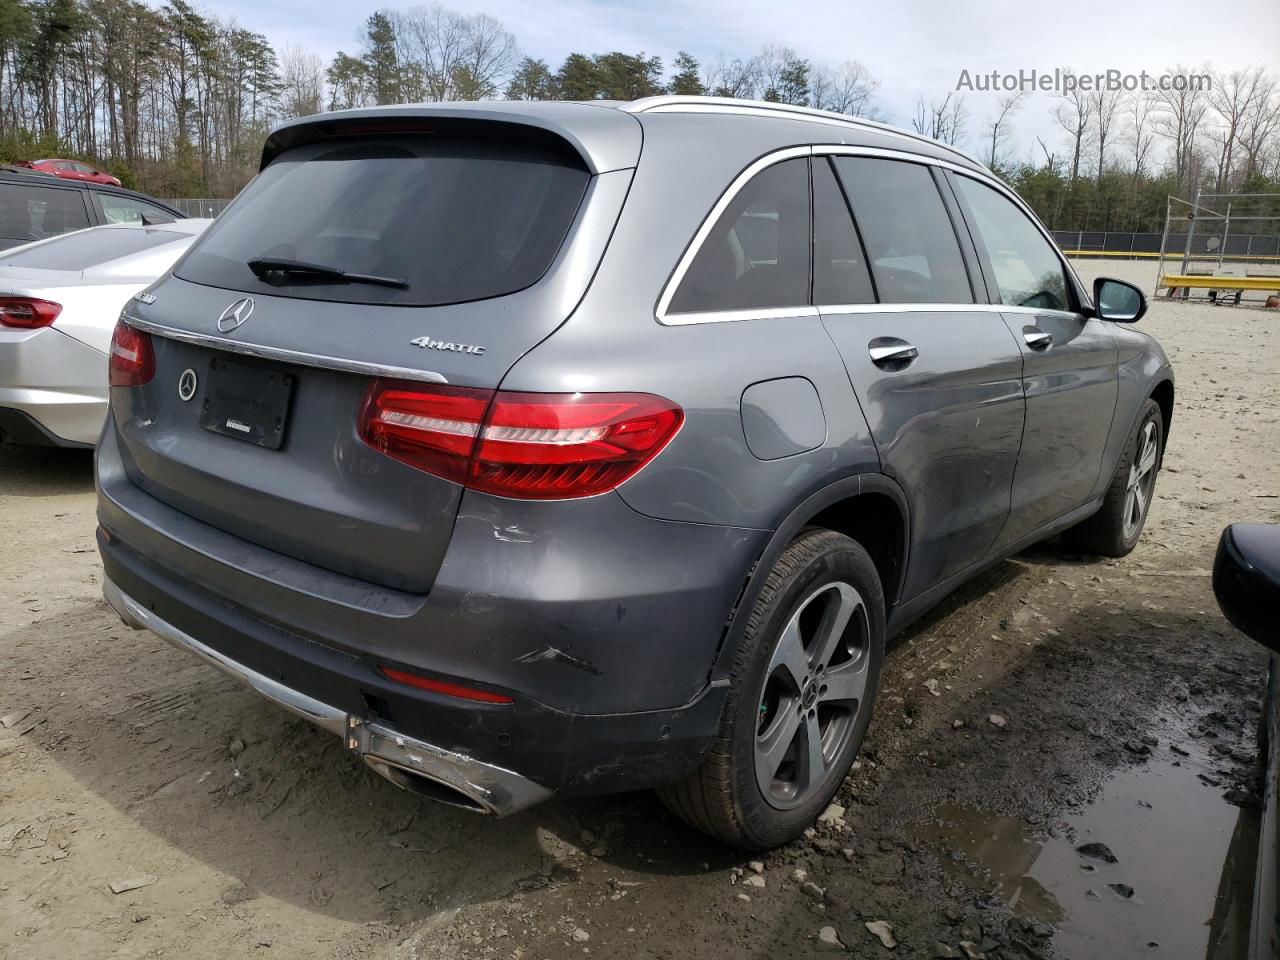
658, 528, 885, 849
1063, 397, 1163, 558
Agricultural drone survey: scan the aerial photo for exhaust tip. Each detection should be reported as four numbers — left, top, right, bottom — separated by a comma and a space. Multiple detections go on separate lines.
363, 758, 492, 814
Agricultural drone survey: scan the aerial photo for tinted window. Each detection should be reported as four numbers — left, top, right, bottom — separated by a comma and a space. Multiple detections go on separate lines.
953, 175, 1072, 311
0, 227, 184, 270
0, 183, 90, 242
98, 193, 176, 225
833, 157, 972, 304
813, 158, 875, 305
177, 135, 590, 307
668, 158, 810, 314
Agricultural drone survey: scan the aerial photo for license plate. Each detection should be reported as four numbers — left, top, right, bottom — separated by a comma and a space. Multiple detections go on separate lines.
199, 357, 295, 450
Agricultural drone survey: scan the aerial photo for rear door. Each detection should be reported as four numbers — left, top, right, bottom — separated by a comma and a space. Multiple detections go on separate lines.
946, 171, 1117, 545
111, 127, 623, 594
816, 154, 1026, 600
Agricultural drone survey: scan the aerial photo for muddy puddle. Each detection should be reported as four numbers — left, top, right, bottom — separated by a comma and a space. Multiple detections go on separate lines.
918, 735, 1260, 959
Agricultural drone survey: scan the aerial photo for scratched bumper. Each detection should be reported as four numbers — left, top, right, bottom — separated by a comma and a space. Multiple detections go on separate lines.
97, 524, 729, 795
96, 419, 751, 794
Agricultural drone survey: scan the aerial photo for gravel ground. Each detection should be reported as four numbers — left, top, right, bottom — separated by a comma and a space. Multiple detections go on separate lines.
1, 261, 1277, 960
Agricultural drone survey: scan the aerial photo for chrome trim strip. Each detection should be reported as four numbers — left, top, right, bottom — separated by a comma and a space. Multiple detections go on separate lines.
121, 314, 450, 385
623, 95, 986, 169
659, 306, 819, 327
656, 142, 1087, 327
816, 303, 1085, 319
103, 576, 346, 736
103, 577, 553, 817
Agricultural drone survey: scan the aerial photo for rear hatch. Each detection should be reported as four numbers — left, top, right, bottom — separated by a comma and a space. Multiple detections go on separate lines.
110, 113, 638, 594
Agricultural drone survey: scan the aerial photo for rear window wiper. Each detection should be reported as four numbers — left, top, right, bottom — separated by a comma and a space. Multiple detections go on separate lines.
246, 256, 408, 289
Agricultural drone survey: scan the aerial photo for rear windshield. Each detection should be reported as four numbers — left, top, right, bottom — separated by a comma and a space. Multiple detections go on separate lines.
0, 227, 183, 270
176, 135, 590, 306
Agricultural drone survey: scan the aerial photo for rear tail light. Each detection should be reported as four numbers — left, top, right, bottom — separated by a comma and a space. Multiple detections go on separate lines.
108, 321, 155, 387
0, 297, 61, 328
359, 381, 683, 500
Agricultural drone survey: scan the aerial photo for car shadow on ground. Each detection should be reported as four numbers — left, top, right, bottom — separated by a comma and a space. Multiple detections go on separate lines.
0, 444, 94, 497
6, 558, 1058, 931
6, 436, 1264, 947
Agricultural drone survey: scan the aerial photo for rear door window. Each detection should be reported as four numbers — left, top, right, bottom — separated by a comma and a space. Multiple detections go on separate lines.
832, 157, 972, 304
176, 135, 591, 307
813, 158, 875, 305
668, 157, 811, 314
96, 193, 177, 225
0, 183, 91, 242
951, 174, 1073, 311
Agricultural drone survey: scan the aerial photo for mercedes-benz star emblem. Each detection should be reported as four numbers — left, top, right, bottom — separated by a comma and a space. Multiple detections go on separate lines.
177, 368, 198, 402
217, 297, 254, 333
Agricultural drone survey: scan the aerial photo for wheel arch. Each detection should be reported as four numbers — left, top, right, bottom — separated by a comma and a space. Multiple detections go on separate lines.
1150, 376, 1174, 455
709, 474, 910, 681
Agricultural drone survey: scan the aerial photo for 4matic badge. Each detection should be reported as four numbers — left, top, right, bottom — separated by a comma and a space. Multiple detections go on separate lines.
410, 336, 486, 356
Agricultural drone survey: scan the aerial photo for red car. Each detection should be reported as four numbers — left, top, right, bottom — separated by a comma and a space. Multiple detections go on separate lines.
26, 158, 122, 187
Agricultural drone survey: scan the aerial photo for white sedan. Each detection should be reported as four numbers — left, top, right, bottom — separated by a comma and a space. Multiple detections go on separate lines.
0, 219, 210, 447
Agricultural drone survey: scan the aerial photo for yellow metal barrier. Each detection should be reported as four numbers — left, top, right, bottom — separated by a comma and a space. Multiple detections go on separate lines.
1062, 250, 1280, 261
1158, 273, 1280, 291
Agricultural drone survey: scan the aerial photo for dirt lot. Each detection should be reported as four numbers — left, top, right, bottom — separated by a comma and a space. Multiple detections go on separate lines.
2, 261, 1278, 960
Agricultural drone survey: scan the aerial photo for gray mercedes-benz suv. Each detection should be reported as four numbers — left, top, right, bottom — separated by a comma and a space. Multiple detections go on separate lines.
97, 97, 1173, 849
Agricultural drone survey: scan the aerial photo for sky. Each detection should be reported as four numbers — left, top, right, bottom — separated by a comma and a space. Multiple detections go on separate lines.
218, 0, 1280, 164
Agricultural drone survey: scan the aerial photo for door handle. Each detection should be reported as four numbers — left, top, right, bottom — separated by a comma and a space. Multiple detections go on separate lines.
1023, 327, 1053, 350
868, 338, 919, 367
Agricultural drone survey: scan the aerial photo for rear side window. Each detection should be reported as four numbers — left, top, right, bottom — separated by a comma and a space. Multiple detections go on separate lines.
952, 174, 1072, 311
813, 158, 875, 305
176, 135, 590, 306
668, 158, 810, 314
832, 157, 972, 304
98, 193, 176, 225
0, 183, 91, 242
0, 227, 182, 270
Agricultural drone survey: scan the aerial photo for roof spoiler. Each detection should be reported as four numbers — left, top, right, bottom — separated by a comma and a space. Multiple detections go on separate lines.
260, 103, 642, 175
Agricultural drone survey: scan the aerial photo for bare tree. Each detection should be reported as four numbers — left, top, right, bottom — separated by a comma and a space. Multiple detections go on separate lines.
1051, 79, 1093, 181
279, 45, 324, 118
1093, 86, 1122, 175
1151, 63, 1211, 193
1223, 68, 1274, 181
1123, 90, 1157, 179
1206, 67, 1267, 190
810, 60, 878, 117
393, 4, 517, 102
983, 91, 1025, 168
703, 54, 759, 99
912, 92, 967, 146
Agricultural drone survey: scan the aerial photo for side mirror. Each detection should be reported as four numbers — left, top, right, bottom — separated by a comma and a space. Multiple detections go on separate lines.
1214, 524, 1280, 652
1092, 277, 1147, 323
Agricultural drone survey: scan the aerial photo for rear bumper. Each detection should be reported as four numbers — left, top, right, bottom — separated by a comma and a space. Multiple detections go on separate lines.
103, 576, 552, 816
0, 326, 105, 445
98, 527, 733, 801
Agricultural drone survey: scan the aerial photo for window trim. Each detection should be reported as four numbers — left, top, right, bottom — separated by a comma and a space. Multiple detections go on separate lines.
657, 143, 1088, 326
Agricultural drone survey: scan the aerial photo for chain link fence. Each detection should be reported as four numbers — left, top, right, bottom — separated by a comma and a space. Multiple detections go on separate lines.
160, 197, 232, 218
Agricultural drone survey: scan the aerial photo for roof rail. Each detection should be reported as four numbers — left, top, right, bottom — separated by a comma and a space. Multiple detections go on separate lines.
622, 95, 985, 170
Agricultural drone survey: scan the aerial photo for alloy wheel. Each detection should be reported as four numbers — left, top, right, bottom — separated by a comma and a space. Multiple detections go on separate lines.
1123, 421, 1159, 541
754, 581, 870, 810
